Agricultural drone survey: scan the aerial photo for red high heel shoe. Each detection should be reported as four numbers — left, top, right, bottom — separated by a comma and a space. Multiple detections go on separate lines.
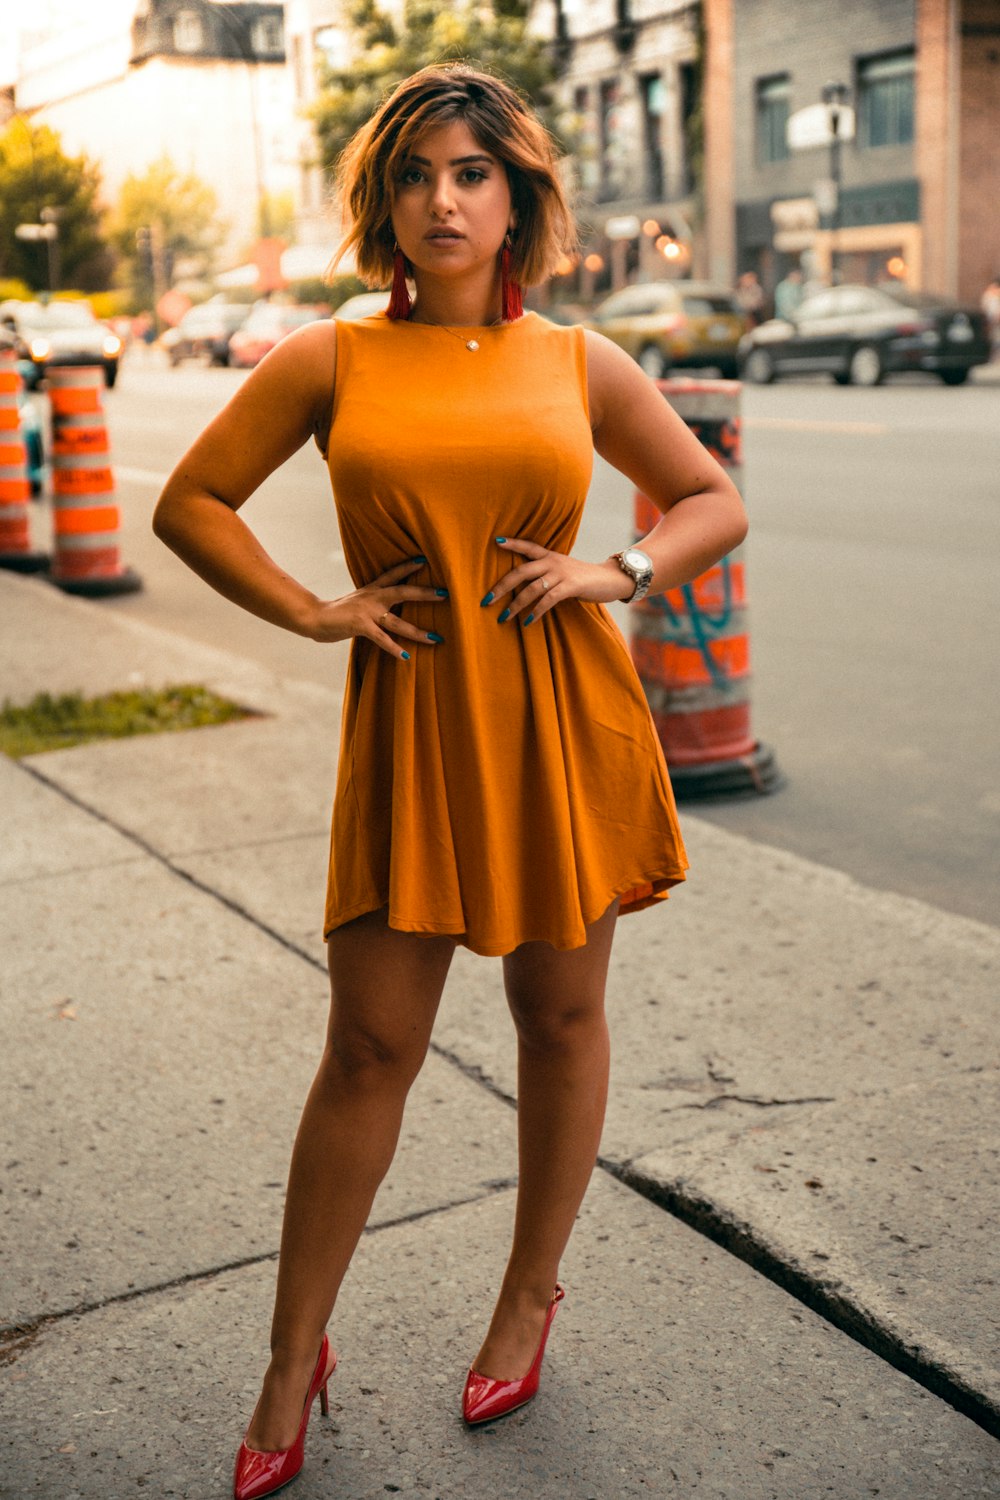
462, 1285, 565, 1426
233, 1335, 336, 1500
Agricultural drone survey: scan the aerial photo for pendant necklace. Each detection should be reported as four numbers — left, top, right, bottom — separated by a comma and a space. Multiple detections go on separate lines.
410, 313, 503, 352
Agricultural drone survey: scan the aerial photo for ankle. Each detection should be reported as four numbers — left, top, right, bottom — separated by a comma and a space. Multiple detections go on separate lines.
266, 1334, 325, 1376
497, 1276, 558, 1311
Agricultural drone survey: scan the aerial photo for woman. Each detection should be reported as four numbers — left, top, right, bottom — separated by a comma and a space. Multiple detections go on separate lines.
153, 63, 747, 1500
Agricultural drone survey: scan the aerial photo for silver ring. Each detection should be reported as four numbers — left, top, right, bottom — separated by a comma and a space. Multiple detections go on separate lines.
540, 577, 550, 592
378, 610, 391, 627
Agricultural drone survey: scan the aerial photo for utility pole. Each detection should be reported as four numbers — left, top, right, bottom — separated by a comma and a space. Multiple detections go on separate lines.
821, 81, 850, 285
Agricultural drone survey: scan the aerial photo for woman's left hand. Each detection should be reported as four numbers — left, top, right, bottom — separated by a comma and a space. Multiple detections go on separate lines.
482, 536, 630, 625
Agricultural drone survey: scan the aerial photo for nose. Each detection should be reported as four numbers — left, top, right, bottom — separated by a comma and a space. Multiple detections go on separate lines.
429, 174, 456, 217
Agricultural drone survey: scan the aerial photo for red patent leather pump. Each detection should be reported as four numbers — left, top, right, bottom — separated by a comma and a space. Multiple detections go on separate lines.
462, 1284, 565, 1426
233, 1334, 336, 1500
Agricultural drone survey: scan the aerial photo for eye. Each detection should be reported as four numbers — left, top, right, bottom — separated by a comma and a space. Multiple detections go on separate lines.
399, 167, 425, 185
460, 168, 488, 184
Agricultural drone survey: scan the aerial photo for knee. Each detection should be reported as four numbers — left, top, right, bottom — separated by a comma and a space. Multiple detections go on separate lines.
321, 1021, 426, 1093
508, 994, 607, 1057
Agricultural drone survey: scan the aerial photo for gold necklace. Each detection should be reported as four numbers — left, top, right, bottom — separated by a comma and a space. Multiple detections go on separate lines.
410, 313, 503, 352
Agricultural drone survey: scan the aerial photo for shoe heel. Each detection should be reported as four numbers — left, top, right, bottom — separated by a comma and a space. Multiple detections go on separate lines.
319, 1381, 329, 1418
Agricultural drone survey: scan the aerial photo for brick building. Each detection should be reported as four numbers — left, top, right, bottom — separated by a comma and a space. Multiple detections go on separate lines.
702, 0, 1000, 303
541, 0, 704, 300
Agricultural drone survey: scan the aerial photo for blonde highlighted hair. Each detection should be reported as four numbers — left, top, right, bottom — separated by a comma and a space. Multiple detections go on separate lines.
332, 64, 575, 288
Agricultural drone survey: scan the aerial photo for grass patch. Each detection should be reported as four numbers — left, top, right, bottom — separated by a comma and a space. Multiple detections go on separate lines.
0, 685, 255, 758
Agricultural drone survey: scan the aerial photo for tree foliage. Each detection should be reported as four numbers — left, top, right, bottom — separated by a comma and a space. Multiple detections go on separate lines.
311, 0, 559, 176
0, 122, 110, 292
109, 156, 225, 301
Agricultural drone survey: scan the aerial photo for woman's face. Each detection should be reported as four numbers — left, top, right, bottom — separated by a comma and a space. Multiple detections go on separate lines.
391, 118, 514, 286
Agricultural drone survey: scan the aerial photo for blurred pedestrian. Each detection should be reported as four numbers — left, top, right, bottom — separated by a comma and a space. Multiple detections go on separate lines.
774, 266, 804, 321
736, 269, 765, 325
153, 62, 746, 1500
981, 277, 1000, 361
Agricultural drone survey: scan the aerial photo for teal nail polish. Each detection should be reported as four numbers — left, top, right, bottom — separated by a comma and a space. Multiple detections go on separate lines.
480, 591, 494, 606
523, 613, 534, 626
427, 632, 444, 643
495, 536, 507, 544
497, 608, 510, 624
400, 651, 411, 660
411, 554, 427, 564
435, 587, 449, 598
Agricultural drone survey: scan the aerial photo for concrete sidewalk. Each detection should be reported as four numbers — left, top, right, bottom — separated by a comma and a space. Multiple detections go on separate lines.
1, 568, 997, 1499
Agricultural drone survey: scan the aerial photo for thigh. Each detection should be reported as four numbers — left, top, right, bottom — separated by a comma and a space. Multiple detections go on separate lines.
502, 899, 619, 1028
326, 905, 456, 1061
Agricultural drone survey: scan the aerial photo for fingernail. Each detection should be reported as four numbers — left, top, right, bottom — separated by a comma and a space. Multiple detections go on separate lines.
523, 613, 534, 626
435, 587, 449, 598
427, 632, 444, 643
495, 536, 507, 544
411, 554, 427, 564
400, 651, 411, 660
497, 608, 510, 624
480, 591, 494, 606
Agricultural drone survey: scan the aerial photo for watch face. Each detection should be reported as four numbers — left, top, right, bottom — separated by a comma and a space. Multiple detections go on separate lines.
624, 549, 651, 573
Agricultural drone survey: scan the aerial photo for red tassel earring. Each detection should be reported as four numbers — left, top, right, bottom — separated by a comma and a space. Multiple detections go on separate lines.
501, 234, 524, 322
387, 245, 411, 320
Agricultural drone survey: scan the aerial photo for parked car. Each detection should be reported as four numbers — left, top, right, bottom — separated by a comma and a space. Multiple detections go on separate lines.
587, 281, 747, 378
227, 303, 326, 367
2, 300, 122, 388
739, 283, 991, 387
161, 302, 249, 366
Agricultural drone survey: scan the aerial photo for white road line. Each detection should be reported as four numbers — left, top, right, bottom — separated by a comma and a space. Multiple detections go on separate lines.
743, 417, 889, 435
116, 465, 171, 485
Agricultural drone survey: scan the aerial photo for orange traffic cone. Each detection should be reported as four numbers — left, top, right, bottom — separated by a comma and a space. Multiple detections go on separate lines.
629, 377, 781, 799
0, 354, 47, 572
46, 365, 141, 596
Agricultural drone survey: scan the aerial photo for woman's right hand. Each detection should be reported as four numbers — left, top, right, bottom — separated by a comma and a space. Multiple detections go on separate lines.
306, 559, 448, 661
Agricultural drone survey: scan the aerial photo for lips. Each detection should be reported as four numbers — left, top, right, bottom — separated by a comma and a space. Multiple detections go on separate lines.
425, 229, 464, 242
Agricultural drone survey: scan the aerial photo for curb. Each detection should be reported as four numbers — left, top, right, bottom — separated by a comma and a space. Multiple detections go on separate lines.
607, 1157, 1000, 1440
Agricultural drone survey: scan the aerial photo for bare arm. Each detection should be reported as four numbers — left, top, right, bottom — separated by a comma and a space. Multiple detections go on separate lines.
152, 319, 446, 660
482, 329, 748, 622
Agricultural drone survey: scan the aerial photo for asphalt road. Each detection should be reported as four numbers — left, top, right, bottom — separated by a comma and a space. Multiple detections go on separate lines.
38, 347, 999, 928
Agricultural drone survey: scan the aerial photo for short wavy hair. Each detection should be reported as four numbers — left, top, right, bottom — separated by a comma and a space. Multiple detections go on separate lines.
332, 64, 575, 289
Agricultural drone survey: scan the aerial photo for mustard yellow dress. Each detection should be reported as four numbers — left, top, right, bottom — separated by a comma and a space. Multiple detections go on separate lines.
324, 311, 687, 956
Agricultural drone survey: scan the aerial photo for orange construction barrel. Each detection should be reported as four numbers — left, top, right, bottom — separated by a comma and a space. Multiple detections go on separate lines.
0, 355, 47, 572
46, 365, 141, 596
629, 377, 781, 799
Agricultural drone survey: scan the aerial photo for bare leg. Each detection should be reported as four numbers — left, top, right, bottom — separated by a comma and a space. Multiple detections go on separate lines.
473, 899, 618, 1379
245, 907, 456, 1451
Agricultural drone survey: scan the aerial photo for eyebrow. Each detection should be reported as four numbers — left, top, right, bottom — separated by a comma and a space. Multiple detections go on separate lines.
405, 153, 496, 166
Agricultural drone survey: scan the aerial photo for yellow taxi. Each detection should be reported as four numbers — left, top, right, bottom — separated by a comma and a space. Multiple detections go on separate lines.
587, 280, 747, 379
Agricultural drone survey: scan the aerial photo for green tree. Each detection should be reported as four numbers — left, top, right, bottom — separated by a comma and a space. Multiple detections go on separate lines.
110, 156, 225, 305
0, 121, 110, 292
312, 0, 559, 176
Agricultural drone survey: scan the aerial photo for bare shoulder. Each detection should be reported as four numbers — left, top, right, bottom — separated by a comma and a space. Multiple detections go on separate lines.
240, 316, 338, 452
257, 316, 338, 403
583, 327, 664, 433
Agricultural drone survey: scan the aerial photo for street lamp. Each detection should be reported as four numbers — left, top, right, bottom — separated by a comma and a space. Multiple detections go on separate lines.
821, 80, 850, 284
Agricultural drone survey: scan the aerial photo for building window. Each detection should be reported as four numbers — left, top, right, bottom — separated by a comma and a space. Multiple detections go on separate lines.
173, 10, 203, 53
574, 85, 599, 195
599, 78, 624, 202
858, 51, 914, 148
251, 16, 284, 55
640, 73, 665, 200
678, 60, 698, 195
756, 74, 790, 164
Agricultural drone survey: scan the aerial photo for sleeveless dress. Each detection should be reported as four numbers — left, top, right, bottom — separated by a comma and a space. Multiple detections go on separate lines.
323, 311, 687, 956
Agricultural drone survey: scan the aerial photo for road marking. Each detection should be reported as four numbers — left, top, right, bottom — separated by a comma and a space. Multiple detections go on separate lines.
744, 417, 889, 435
116, 465, 171, 485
